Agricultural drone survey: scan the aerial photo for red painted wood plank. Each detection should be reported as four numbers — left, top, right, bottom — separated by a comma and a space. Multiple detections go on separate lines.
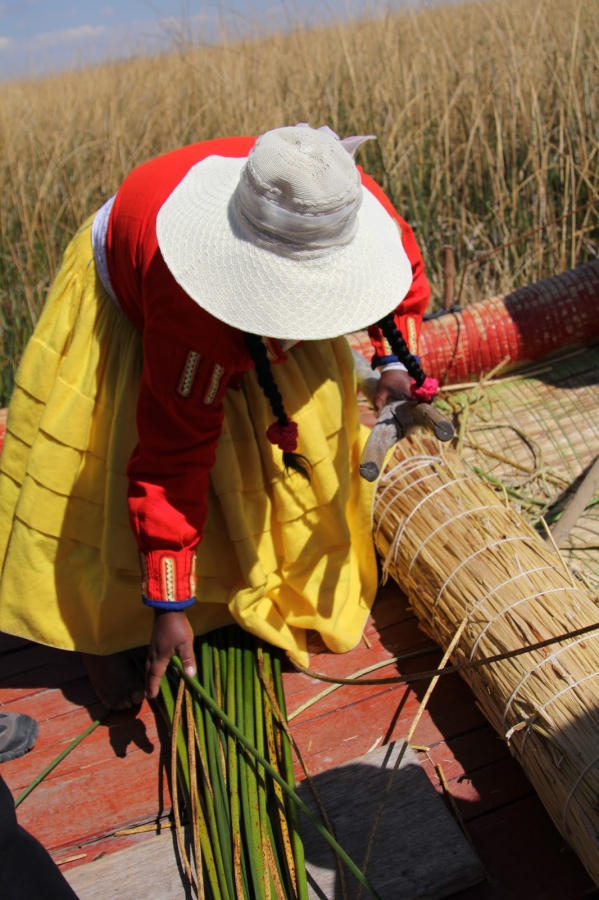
0, 656, 87, 706
283, 623, 437, 713
443, 755, 534, 821
289, 672, 487, 779
452, 796, 597, 900
283, 618, 438, 708
2, 699, 107, 759
0, 680, 102, 734
363, 579, 414, 633
3, 706, 159, 791
1, 670, 97, 711
2, 592, 596, 899
8, 742, 170, 853
417, 725, 512, 785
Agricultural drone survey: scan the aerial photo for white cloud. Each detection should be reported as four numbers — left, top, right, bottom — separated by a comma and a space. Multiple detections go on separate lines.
0, 35, 11, 49
32, 24, 107, 47
100, 6, 115, 17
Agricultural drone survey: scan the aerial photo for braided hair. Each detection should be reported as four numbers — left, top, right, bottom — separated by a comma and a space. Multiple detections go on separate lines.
377, 313, 428, 387
243, 332, 311, 481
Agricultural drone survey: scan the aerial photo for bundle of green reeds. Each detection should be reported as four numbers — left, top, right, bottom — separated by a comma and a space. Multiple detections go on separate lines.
159, 625, 307, 900
159, 626, 381, 900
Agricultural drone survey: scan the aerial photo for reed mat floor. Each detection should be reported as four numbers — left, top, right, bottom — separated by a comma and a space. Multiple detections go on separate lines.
439, 343, 599, 591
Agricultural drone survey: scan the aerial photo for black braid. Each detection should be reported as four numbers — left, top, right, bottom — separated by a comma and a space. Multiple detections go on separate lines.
377, 313, 427, 387
243, 333, 311, 481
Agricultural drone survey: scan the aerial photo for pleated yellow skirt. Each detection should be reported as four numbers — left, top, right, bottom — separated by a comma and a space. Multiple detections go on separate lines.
0, 215, 378, 667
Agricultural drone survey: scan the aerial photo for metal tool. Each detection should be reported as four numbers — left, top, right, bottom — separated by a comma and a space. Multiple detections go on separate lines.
352, 348, 455, 482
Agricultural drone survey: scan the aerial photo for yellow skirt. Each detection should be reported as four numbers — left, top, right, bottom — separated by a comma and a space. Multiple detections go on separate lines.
0, 216, 378, 667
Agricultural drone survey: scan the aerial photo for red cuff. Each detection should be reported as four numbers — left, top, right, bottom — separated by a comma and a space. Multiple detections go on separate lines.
140, 549, 197, 605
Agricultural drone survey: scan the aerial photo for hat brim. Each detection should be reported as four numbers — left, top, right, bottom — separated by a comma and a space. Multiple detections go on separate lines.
156, 155, 413, 341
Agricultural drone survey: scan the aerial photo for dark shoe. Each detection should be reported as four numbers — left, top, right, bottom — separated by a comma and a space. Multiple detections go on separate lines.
0, 712, 39, 763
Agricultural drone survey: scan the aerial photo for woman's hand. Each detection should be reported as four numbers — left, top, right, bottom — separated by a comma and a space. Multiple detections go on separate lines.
145, 609, 197, 700
373, 368, 412, 413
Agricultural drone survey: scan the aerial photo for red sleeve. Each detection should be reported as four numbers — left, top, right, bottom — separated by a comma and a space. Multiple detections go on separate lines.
358, 170, 430, 359
128, 321, 237, 607
106, 138, 255, 607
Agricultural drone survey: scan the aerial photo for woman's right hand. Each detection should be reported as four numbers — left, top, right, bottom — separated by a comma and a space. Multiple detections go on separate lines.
373, 368, 412, 413
145, 609, 196, 700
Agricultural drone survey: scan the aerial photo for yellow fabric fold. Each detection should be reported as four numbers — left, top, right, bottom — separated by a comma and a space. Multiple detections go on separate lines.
0, 216, 378, 666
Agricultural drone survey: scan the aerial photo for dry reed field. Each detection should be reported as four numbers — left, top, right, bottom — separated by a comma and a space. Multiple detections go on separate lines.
0, 0, 598, 404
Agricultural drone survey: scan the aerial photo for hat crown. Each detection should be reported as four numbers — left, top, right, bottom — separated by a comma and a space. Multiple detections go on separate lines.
244, 126, 361, 217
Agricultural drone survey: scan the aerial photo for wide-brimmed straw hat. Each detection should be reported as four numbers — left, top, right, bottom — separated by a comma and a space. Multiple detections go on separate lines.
156, 125, 413, 341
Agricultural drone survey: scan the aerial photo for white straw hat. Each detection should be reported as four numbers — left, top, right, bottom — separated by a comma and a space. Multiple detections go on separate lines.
156, 125, 413, 340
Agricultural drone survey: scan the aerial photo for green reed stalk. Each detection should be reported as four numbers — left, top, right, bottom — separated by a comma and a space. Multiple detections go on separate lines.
265, 812, 292, 900
14, 712, 109, 809
260, 649, 300, 900
171, 654, 383, 900
272, 654, 309, 900
199, 639, 234, 900
192, 691, 231, 900
236, 639, 262, 899
161, 675, 223, 900
253, 641, 275, 897
226, 641, 246, 900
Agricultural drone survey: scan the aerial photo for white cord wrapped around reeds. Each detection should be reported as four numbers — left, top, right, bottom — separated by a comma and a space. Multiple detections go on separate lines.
373, 435, 599, 886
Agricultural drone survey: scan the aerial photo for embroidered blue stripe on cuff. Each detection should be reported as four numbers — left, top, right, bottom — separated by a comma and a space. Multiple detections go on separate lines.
142, 596, 196, 611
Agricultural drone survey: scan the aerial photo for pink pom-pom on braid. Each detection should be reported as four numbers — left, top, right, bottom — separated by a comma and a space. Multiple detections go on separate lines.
266, 420, 299, 453
410, 377, 439, 403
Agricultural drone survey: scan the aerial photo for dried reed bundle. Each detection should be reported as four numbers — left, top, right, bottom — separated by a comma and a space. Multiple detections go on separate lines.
373, 435, 599, 886
447, 344, 599, 586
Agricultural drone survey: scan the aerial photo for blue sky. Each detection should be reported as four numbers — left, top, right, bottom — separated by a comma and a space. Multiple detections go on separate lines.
0, 0, 429, 79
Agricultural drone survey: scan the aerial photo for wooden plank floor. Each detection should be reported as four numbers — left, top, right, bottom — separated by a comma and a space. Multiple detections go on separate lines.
1, 578, 598, 900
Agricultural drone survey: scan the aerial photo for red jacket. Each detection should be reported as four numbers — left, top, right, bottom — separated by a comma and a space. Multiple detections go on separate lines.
105, 137, 430, 607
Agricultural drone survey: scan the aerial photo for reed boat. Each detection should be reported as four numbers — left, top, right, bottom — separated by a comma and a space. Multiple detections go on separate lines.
2, 259, 599, 900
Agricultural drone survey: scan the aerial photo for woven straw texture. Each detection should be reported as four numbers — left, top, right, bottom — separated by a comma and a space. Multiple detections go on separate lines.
418, 259, 599, 385
440, 345, 599, 590
373, 433, 599, 887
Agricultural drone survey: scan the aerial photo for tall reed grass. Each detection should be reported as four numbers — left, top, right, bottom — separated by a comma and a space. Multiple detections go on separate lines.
0, 0, 597, 404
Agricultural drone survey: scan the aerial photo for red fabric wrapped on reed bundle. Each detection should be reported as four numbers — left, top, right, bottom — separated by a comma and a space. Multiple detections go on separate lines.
418, 259, 599, 385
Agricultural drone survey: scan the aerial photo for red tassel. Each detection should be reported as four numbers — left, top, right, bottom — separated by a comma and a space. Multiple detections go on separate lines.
410, 376, 439, 402
266, 420, 299, 453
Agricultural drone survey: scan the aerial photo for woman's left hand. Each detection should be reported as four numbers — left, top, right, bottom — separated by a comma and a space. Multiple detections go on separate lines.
145, 609, 197, 700
373, 368, 412, 413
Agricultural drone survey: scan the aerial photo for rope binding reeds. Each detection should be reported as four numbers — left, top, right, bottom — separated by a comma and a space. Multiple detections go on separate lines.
290, 620, 599, 687
371, 432, 599, 888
